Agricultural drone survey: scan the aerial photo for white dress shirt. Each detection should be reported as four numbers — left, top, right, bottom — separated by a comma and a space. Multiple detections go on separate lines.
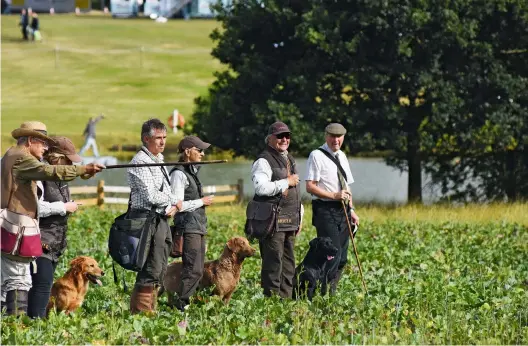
305, 143, 354, 201
169, 166, 204, 212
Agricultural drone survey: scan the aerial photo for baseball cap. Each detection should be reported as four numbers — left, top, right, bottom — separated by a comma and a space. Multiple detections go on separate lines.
178, 136, 211, 152
268, 121, 291, 136
49, 136, 82, 163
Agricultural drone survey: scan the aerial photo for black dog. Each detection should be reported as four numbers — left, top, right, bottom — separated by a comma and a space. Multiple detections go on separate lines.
293, 237, 338, 300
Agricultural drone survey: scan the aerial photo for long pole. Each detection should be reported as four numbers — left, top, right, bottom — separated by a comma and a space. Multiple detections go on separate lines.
341, 200, 368, 293
104, 160, 228, 169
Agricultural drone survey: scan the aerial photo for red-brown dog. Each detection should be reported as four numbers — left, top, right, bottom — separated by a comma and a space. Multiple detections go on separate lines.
47, 256, 104, 315
162, 237, 256, 304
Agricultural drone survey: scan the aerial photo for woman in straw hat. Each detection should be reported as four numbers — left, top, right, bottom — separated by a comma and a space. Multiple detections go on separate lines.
0, 121, 104, 316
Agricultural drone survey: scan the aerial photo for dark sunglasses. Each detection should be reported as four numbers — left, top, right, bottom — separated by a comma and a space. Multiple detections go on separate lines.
276, 133, 291, 139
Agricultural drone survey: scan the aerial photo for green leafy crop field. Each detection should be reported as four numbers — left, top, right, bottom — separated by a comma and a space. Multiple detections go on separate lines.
2, 204, 527, 344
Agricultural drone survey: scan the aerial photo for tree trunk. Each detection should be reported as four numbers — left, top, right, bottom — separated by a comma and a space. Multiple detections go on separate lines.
504, 151, 517, 202
407, 133, 422, 203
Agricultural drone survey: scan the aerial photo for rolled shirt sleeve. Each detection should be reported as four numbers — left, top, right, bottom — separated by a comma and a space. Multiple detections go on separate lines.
251, 158, 289, 197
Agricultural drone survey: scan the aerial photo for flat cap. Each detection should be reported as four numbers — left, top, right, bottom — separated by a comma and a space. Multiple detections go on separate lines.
178, 135, 211, 152
325, 123, 347, 136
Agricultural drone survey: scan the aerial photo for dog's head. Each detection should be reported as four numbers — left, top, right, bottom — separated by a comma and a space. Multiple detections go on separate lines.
309, 237, 338, 262
226, 237, 257, 260
70, 256, 105, 286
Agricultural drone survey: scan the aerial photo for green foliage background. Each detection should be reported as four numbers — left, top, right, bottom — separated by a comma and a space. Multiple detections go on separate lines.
2, 206, 527, 344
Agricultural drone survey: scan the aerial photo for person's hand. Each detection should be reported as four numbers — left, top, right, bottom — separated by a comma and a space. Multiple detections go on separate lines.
333, 190, 351, 201
83, 163, 105, 178
166, 200, 183, 217
166, 206, 178, 217
350, 210, 360, 226
287, 174, 300, 187
202, 195, 214, 206
64, 201, 79, 213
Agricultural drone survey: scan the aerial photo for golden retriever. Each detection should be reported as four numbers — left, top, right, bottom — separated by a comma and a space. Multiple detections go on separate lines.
46, 256, 105, 315
162, 236, 256, 304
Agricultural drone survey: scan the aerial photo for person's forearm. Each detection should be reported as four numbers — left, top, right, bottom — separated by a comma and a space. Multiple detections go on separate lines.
306, 182, 337, 200
16, 156, 85, 181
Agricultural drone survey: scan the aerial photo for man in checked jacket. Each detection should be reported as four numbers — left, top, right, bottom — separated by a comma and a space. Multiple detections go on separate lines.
127, 118, 182, 314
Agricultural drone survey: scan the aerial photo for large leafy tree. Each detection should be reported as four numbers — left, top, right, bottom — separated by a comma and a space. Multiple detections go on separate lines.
193, 0, 527, 202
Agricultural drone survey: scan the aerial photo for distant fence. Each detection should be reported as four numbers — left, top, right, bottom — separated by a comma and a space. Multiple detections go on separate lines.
70, 179, 244, 207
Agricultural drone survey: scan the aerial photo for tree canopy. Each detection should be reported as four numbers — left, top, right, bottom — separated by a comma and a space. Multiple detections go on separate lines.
193, 0, 528, 202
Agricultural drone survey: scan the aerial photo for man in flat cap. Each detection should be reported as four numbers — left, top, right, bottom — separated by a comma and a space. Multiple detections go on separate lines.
1, 122, 104, 316
168, 135, 214, 311
305, 123, 359, 295
250, 121, 302, 298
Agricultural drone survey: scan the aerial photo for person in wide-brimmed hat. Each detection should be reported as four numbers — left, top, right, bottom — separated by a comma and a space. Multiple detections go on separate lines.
26, 136, 84, 318
1, 121, 105, 316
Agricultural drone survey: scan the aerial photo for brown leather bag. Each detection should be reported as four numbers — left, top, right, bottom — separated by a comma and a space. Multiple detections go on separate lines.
170, 226, 183, 258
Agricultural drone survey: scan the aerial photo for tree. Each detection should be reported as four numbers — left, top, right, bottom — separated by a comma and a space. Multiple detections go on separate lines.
193, 0, 528, 202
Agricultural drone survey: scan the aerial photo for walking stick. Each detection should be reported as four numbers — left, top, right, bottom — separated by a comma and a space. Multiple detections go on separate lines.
341, 200, 368, 293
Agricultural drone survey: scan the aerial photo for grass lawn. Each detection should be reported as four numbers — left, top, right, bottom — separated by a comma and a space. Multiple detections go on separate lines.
1, 14, 221, 154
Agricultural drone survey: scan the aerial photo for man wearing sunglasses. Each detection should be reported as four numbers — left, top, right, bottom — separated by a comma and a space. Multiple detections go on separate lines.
169, 135, 214, 311
250, 121, 302, 298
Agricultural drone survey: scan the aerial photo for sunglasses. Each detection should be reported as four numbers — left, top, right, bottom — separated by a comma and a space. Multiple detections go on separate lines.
276, 133, 291, 139
192, 148, 204, 153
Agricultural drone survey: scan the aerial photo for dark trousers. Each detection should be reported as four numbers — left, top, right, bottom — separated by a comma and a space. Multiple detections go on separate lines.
178, 233, 206, 302
28, 257, 57, 318
312, 200, 350, 293
259, 230, 296, 298
135, 215, 172, 288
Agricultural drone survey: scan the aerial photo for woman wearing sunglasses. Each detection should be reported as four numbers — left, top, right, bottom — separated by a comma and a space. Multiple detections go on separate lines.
250, 121, 302, 299
168, 135, 214, 311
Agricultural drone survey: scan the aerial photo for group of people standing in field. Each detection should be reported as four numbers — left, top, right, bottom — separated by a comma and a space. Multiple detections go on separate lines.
19, 8, 41, 41
1, 118, 359, 317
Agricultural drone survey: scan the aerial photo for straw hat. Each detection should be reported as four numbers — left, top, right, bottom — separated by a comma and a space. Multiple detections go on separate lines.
11, 121, 56, 144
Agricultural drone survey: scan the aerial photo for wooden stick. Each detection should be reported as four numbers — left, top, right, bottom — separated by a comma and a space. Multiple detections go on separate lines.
341, 200, 368, 293
104, 160, 228, 169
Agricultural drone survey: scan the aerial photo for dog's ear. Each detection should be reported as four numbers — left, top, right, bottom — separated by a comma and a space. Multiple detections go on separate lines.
226, 238, 237, 252
309, 238, 320, 250
70, 256, 86, 274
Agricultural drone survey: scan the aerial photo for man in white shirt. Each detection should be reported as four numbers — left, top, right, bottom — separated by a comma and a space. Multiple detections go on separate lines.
250, 121, 302, 298
305, 123, 360, 295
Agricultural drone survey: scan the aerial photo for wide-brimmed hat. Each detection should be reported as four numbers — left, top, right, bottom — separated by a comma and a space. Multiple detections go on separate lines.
11, 121, 56, 144
49, 136, 82, 163
178, 136, 211, 152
